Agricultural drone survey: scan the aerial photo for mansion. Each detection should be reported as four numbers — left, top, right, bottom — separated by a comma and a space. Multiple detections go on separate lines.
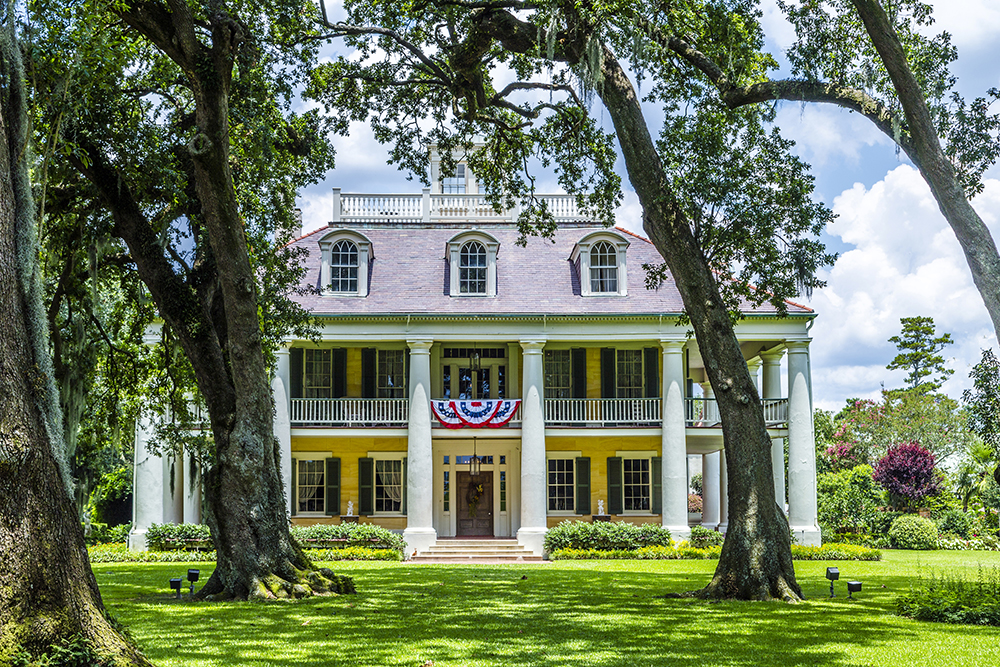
129, 156, 821, 556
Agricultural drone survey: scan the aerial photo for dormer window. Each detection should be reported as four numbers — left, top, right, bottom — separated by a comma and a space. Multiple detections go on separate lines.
448, 231, 499, 297
571, 230, 629, 297
590, 241, 618, 293
318, 229, 373, 297
459, 241, 487, 294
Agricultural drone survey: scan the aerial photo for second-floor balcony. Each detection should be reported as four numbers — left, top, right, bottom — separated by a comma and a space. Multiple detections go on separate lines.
289, 397, 789, 429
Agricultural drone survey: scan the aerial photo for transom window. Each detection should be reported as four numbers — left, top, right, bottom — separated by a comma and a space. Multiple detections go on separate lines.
590, 241, 619, 293
329, 240, 359, 292
442, 164, 466, 194
623, 458, 650, 511
375, 459, 403, 513
616, 349, 644, 398
377, 350, 406, 398
545, 350, 572, 399
297, 460, 325, 513
547, 459, 575, 511
459, 241, 487, 294
304, 349, 333, 398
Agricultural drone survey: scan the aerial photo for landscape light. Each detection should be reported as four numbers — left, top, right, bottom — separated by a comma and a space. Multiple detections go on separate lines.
169, 578, 183, 599
825, 567, 839, 598
187, 569, 200, 599
847, 581, 862, 599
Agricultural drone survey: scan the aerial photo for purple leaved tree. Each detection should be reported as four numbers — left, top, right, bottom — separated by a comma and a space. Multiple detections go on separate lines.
873, 442, 941, 511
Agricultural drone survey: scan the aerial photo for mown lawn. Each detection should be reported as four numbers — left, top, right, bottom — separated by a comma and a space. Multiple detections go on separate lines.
94, 551, 1000, 667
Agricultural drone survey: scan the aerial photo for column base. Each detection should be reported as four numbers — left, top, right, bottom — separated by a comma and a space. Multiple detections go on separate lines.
790, 525, 821, 547
127, 527, 149, 552
402, 527, 437, 560
717, 522, 728, 535
665, 525, 691, 543
699, 521, 719, 531
517, 527, 548, 557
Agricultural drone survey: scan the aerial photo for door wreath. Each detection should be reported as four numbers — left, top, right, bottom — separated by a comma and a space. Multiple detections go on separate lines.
466, 482, 485, 518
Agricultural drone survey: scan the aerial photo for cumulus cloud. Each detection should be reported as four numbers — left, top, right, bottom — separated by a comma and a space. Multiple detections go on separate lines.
806, 165, 1000, 410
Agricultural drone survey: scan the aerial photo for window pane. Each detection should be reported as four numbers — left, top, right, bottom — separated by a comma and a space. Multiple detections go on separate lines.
544, 350, 572, 399
623, 458, 650, 511
590, 241, 618, 293
616, 349, 644, 399
459, 242, 487, 294
374, 459, 403, 513
297, 460, 325, 513
330, 240, 359, 292
547, 459, 575, 512
304, 349, 333, 399
378, 350, 406, 398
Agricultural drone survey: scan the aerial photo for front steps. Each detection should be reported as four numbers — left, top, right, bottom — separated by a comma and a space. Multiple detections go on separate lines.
410, 538, 544, 562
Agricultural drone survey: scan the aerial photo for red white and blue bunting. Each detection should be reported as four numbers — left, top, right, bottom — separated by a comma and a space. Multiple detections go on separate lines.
431, 400, 521, 429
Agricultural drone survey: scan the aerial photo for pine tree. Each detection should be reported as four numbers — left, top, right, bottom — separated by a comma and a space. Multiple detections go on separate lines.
886, 317, 954, 391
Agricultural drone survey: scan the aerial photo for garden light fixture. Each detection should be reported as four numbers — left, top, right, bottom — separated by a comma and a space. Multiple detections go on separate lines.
169, 578, 182, 599
826, 567, 839, 598
188, 569, 200, 599
847, 581, 862, 599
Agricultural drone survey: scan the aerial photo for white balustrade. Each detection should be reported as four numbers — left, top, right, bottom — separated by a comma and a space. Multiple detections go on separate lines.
544, 398, 661, 425
339, 194, 423, 222
684, 397, 789, 427
290, 398, 408, 426
334, 191, 587, 224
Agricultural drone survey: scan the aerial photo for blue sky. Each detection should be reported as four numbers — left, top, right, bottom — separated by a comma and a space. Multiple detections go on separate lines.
297, 1, 1000, 411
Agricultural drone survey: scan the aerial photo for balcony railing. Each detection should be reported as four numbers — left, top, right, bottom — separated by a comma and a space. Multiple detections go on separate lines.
685, 398, 789, 427
332, 188, 589, 225
291, 398, 408, 426
545, 398, 662, 426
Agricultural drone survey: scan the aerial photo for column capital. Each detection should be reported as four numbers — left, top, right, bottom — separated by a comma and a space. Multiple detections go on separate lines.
519, 339, 546, 353
760, 349, 785, 364
659, 339, 685, 353
407, 338, 434, 353
746, 358, 762, 372
785, 340, 811, 353
275, 346, 291, 358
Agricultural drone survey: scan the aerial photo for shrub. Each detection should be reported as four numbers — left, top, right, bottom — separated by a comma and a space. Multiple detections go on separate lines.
11, 635, 113, 667
935, 509, 974, 539
87, 522, 131, 546
832, 532, 890, 549
542, 521, 672, 553
690, 473, 703, 495
548, 543, 878, 561
88, 543, 217, 563
90, 465, 133, 526
822, 443, 866, 472
790, 543, 881, 561
937, 534, 1000, 551
873, 443, 941, 510
687, 494, 703, 513
817, 465, 885, 534
144, 522, 407, 555
146, 523, 213, 551
889, 514, 938, 550
896, 568, 1000, 625
689, 525, 725, 549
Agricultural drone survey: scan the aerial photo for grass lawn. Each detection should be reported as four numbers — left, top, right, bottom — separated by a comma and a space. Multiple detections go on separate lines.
94, 551, 1000, 667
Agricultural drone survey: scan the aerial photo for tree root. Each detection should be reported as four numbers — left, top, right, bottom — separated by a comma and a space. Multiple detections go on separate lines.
696, 571, 803, 602
196, 566, 356, 602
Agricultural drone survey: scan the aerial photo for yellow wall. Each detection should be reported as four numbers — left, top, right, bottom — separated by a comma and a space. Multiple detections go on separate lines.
291, 435, 407, 528
586, 347, 602, 399
546, 435, 661, 521
346, 347, 362, 398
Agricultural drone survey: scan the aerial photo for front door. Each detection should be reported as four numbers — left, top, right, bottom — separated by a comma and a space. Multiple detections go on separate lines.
456, 471, 493, 536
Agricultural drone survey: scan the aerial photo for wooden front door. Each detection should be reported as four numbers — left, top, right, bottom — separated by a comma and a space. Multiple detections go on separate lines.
456, 471, 493, 536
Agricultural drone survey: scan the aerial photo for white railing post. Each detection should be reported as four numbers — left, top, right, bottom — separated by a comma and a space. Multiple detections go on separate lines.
422, 188, 431, 222
332, 187, 341, 223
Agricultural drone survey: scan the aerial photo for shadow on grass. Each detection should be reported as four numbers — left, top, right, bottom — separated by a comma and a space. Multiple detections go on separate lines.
93, 558, 1000, 667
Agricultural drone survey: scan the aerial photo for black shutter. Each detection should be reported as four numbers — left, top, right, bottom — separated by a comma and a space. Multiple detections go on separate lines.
290, 459, 298, 517
359, 457, 374, 515
644, 347, 660, 398
601, 348, 616, 398
401, 457, 408, 515
607, 456, 623, 515
571, 348, 587, 399
575, 457, 591, 515
361, 348, 377, 398
651, 457, 662, 515
332, 348, 347, 398
325, 458, 341, 516
290, 348, 303, 399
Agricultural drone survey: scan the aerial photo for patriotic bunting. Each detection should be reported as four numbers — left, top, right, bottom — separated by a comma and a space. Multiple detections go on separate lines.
431, 399, 521, 429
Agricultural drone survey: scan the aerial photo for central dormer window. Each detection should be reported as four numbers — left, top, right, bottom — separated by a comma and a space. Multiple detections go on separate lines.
590, 242, 618, 293
442, 164, 467, 194
459, 241, 487, 293
330, 240, 359, 292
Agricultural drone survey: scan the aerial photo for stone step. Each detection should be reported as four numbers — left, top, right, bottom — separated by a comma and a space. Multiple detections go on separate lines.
410, 554, 544, 562
412, 538, 541, 561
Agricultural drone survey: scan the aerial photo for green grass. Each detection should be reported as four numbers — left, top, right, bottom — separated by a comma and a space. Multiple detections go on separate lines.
94, 551, 1000, 666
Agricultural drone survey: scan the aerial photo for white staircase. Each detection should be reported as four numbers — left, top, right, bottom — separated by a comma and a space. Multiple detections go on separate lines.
411, 538, 543, 562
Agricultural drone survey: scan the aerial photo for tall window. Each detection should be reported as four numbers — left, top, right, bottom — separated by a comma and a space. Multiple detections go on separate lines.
623, 458, 650, 511
378, 350, 406, 398
442, 164, 466, 194
304, 349, 332, 398
459, 241, 487, 294
590, 242, 618, 293
547, 459, 575, 511
616, 349, 644, 398
329, 240, 359, 292
297, 460, 325, 513
375, 459, 403, 512
545, 350, 572, 399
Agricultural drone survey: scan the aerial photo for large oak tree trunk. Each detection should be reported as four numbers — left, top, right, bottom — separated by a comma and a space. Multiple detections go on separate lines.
0, 25, 153, 664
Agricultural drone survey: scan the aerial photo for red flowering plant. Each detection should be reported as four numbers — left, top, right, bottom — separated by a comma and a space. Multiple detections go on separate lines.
822, 443, 866, 472
688, 494, 703, 513
872, 442, 941, 512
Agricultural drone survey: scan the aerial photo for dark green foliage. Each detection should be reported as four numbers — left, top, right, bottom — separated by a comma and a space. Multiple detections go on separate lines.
817, 464, 885, 534
688, 525, 725, 549
542, 521, 673, 553
889, 515, 938, 550
144, 522, 406, 555
11, 635, 112, 667
689, 473, 703, 495
549, 543, 880, 561
886, 317, 955, 391
88, 466, 132, 526
964, 349, 1000, 460
897, 568, 1000, 625
85, 522, 131, 546
86, 543, 399, 563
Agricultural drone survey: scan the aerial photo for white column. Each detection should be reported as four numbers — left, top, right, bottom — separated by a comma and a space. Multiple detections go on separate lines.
518, 339, 547, 555
701, 451, 720, 530
660, 341, 690, 541
165, 451, 184, 523
128, 415, 165, 551
182, 448, 201, 524
700, 382, 718, 424
718, 449, 729, 533
761, 350, 786, 511
787, 341, 820, 545
403, 339, 436, 557
274, 347, 293, 516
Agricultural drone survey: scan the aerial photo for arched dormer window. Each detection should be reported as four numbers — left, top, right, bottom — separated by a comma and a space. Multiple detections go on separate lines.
447, 231, 499, 297
571, 230, 629, 297
590, 241, 618, 293
318, 229, 373, 297
459, 241, 487, 294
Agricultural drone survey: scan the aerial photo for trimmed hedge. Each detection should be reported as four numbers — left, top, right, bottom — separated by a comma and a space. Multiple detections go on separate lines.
889, 515, 938, 550
542, 521, 673, 553
790, 543, 881, 561
550, 542, 880, 561
144, 522, 406, 555
689, 526, 725, 549
88, 543, 398, 563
